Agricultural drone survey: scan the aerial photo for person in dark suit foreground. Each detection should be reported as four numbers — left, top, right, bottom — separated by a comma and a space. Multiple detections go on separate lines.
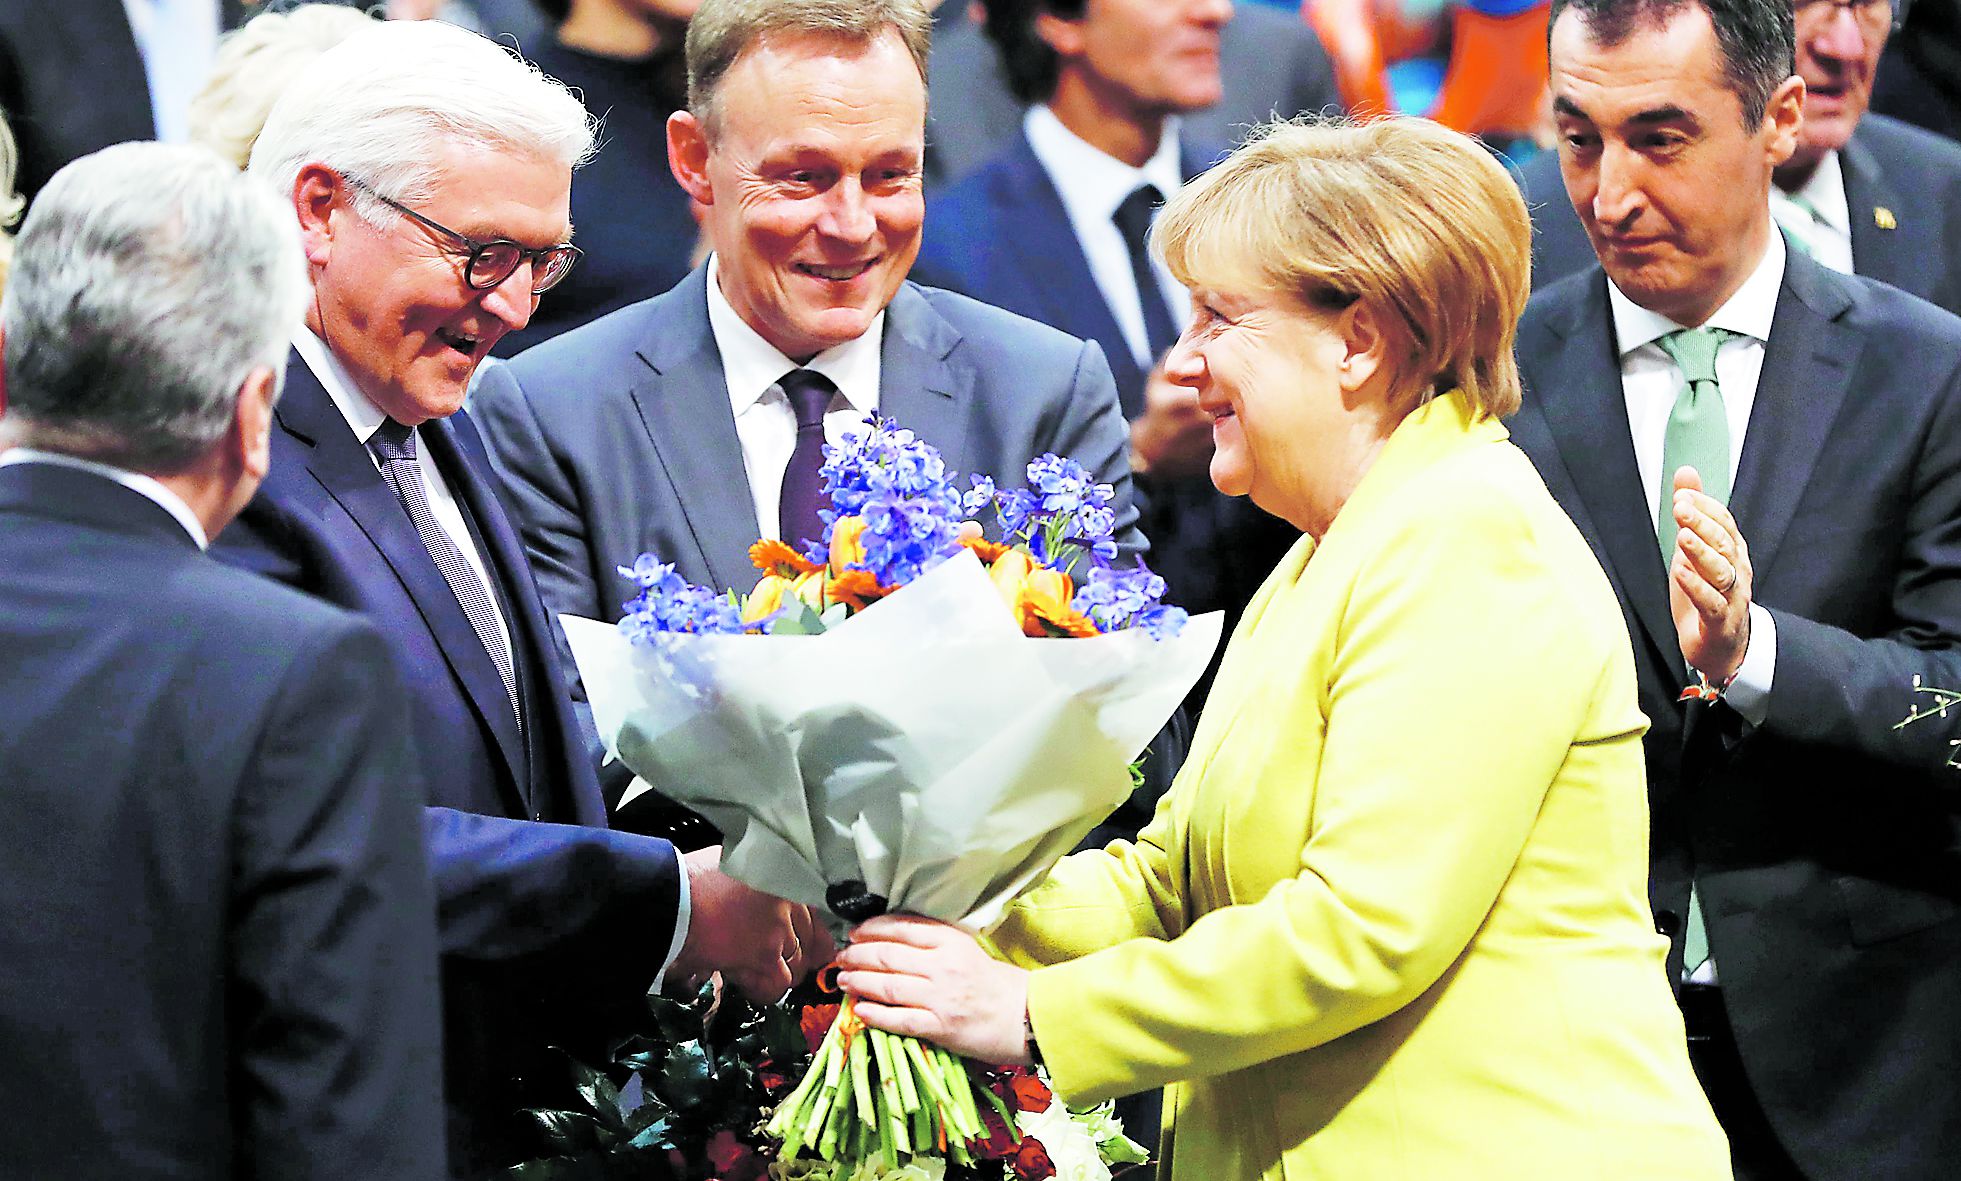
472, 0, 1168, 842
213, 20, 826, 1176
0, 142, 444, 1180
1510, 0, 1961, 1175
1517, 0, 1961, 316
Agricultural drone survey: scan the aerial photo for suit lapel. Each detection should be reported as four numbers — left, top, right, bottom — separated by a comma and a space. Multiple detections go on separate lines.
1840, 134, 1913, 294
1728, 256, 1860, 587
629, 269, 764, 592
1532, 275, 1685, 682
880, 285, 970, 471
275, 356, 531, 814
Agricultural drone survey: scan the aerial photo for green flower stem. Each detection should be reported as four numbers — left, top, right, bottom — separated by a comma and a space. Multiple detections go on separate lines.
900, 1038, 959, 1128
817, 1073, 851, 1160
939, 1048, 985, 1140
886, 1031, 923, 1114
848, 1032, 877, 1127
978, 1083, 1020, 1143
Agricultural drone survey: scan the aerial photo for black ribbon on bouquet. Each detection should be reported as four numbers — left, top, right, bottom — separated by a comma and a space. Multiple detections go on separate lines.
826, 880, 889, 924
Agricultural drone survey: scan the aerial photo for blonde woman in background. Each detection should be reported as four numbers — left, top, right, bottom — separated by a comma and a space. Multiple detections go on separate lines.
188, 2, 378, 171
835, 117, 1732, 1180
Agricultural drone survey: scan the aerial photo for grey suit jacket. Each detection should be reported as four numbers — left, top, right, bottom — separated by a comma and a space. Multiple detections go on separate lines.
471, 264, 1140, 697
923, 4, 1341, 188
1517, 114, 1961, 317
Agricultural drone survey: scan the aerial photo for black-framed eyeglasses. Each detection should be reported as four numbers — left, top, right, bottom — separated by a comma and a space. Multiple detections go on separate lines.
344, 176, 582, 294
1794, 0, 1910, 34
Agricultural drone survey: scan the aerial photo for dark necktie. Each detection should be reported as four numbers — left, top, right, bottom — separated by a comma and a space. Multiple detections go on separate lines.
369, 418, 523, 731
777, 369, 838, 546
1112, 183, 1181, 362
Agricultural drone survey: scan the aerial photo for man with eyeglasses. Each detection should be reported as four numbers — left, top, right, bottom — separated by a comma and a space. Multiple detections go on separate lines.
1521, 0, 1961, 317
213, 19, 828, 1177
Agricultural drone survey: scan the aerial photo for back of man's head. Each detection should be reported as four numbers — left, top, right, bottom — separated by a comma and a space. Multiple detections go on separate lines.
248, 19, 594, 223
1548, 0, 1794, 126
2, 143, 305, 474
685, 0, 932, 135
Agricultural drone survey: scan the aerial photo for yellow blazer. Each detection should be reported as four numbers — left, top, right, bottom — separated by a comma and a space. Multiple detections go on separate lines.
993, 391, 1730, 1180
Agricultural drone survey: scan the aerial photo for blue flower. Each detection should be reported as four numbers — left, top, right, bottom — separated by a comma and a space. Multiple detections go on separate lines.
995, 488, 1039, 534
1069, 561, 1182, 636
619, 552, 751, 639
962, 474, 997, 516
1026, 454, 1099, 516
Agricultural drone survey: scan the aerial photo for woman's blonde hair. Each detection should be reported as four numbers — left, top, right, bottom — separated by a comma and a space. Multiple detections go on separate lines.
189, 3, 379, 171
1154, 116, 1531, 419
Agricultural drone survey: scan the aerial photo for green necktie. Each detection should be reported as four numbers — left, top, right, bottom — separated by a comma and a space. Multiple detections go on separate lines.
1776, 193, 1824, 258
1655, 325, 1736, 976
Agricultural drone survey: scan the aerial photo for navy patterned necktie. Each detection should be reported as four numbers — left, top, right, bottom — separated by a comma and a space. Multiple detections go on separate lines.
777, 369, 838, 546
369, 418, 522, 731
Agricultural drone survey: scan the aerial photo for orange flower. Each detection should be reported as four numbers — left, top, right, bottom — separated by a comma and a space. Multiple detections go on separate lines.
828, 515, 868, 577
987, 548, 1037, 610
827, 568, 887, 611
962, 535, 1012, 563
749, 538, 820, 577
789, 569, 828, 611
1018, 567, 1097, 637
742, 573, 792, 623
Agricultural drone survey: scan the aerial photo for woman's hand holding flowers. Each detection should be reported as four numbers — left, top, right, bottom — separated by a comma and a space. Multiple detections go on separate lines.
835, 915, 1035, 1067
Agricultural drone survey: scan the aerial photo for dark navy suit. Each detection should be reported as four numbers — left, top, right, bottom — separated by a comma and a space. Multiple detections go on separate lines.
0, 461, 445, 1180
214, 354, 685, 1177
1509, 255, 1961, 1180
1517, 114, 1961, 316
909, 131, 1299, 642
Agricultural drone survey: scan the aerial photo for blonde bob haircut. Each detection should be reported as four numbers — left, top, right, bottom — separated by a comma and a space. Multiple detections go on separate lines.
1154, 116, 1531, 420
190, 3, 377, 172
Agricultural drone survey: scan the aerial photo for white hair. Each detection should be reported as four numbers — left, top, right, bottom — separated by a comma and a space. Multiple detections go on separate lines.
246, 18, 595, 223
190, 3, 380, 171
2, 143, 307, 472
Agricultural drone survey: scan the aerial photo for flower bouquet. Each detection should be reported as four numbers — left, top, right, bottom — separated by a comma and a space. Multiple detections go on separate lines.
557, 418, 1220, 1178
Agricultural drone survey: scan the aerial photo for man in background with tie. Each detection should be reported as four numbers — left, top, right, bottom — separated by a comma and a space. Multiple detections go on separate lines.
1506, 0, 1961, 1175
909, 0, 1297, 674
1518, 0, 1961, 316
471, 0, 1151, 833
212, 20, 823, 1176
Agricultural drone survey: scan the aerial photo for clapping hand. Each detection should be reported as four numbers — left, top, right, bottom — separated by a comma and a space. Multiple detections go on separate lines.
1130, 363, 1216, 480
1668, 467, 1753, 684
669, 846, 834, 1002
833, 914, 1032, 1066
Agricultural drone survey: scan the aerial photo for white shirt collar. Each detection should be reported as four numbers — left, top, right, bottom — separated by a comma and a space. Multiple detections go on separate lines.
704, 253, 883, 419
0, 447, 209, 548
1024, 104, 1186, 229
1607, 225, 1786, 356
292, 327, 392, 445
1777, 149, 1851, 238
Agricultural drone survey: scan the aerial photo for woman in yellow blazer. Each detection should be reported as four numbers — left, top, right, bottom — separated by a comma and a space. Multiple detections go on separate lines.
835, 116, 1730, 1180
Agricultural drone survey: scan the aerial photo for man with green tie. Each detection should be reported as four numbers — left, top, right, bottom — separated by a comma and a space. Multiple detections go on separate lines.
1503, 0, 1961, 1177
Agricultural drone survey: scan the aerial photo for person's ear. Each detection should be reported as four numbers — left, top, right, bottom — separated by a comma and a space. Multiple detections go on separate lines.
232, 364, 278, 486
668, 110, 716, 206
1335, 301, 1392, 399
1764, 74, 1806, 169
1033, 10, 1089, 58
293, 163, 344, 269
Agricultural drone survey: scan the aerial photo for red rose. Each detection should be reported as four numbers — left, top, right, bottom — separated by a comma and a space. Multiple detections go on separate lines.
1014, 1137, 1057, 1179
756, 1059, 790, 1092
1008, 1074, 1053, 1113
704, 1130, 767, 1181
974, 1106, 1018, 1160
801, 1004, 842, 1055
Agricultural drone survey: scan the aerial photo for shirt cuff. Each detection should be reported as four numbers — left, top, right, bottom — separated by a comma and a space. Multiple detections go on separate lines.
1721, 603, 1777, 728
651, 846, 692, 992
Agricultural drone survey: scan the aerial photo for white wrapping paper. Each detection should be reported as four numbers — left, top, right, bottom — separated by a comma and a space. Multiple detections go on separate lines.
563, 549, 1221, 934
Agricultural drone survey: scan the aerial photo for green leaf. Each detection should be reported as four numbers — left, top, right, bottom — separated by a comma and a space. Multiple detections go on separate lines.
1101, 1134, 1152, 1165
769, 601, 829, 636
655, 1041, 717, 1111
523, 1108, 612, 1154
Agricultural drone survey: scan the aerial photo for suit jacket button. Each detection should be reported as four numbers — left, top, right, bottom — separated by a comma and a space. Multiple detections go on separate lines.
1655, 910, 1681, 937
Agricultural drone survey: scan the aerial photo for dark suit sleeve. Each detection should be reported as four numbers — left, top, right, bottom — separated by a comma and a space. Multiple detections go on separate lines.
1051, 338, 1149, 561
1759, 358, 1961, 772
231, 616, 446, 1181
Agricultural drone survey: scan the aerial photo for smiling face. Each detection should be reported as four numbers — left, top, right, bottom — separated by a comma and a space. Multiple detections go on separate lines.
668, 28, 925, 362
303, 142, 570, 425
1549, 5, 1801, 326
1050, 0, 1233, 119
1789, 0, 1891, 170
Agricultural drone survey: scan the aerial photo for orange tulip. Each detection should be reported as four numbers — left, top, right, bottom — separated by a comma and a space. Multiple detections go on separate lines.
789, 570, 828, 611
742, 573, 791, 624
828, 515, 868, 577
987, 549, 1036, 610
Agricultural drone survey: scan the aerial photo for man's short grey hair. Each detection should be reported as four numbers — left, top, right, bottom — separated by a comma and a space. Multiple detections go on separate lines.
247, 18, 594, 224
2, 143, 307, 473
686, 0, 932, 136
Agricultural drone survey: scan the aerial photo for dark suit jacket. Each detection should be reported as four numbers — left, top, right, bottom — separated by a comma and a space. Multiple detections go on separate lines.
0, 462, 445, 1180
213, 354, 684, 1177
1518, 114, 1961, 316
1508, 256, 1961, 1180
0, 0, 248, 206
923, 3, 1340, 188
909, 130, 1299, 638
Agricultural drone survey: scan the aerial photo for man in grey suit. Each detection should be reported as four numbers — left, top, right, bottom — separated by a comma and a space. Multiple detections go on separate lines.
1516, 0, 1961, 315
1508, 0, 1961, 1174
472, 0, 1146, 831
923, 0, 1340, 187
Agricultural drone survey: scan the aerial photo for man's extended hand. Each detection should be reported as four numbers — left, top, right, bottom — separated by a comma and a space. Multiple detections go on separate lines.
670, 846, 832, 1002
1668, 467, 1753, 684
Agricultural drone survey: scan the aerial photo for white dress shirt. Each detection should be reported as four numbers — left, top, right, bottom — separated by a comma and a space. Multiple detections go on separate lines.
1770, 149, 1855, 276
1023, 104, 1192, 370
1606, 227, 1784, 728
292, 329, 517, 695
119, 0, 222, 144
0, 448, 208, 547
705, 254, 884, 541
294, 329, 693, 986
